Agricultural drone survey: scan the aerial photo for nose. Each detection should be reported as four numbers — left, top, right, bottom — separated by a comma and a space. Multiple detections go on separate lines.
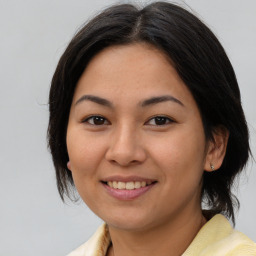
105, 125, 147, 166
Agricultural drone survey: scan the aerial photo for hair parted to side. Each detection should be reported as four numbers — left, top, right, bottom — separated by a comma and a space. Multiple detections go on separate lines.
48, 1, 250, 224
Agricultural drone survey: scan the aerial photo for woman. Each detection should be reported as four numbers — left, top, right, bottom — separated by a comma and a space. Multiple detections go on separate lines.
48, 2, 256, 255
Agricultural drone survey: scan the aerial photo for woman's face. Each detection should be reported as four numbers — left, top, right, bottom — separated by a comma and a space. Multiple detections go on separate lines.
66, 43, 211, 231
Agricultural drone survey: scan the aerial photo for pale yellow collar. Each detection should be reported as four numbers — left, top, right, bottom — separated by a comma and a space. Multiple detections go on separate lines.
183, 214, 256, 255
67, 214, 256, 256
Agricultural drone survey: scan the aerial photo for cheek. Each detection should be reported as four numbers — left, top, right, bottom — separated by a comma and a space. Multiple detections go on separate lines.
66, 130, 107, 206
148, 127, 206, 183
66, 129, 107, 179
153, 133, 205, 209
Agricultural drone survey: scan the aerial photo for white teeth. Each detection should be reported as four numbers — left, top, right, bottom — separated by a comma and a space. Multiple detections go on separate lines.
118, 182, 126, 190
113, 181, 118, 189
126, 182, 135, 190
134, 181, 141, 189
107, 181, 153, 190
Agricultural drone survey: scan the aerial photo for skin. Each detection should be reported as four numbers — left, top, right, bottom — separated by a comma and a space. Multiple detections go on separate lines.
66, 43, 228, 256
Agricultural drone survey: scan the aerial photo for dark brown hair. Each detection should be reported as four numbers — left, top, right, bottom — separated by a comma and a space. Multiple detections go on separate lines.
48, 2, 250, 224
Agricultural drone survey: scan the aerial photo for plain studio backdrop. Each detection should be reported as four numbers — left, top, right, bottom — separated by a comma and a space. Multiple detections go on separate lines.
0, 0, 255, 255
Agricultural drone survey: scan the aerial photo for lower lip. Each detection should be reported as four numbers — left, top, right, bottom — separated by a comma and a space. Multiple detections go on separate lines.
102, 183, 156, 201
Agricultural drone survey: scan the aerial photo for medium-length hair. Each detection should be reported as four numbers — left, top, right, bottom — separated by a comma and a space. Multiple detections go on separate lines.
48, 1, 250, 224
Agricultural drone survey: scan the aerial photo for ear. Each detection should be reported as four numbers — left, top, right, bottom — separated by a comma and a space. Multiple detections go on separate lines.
67, 161, 72, 171
204, 126, 229, 172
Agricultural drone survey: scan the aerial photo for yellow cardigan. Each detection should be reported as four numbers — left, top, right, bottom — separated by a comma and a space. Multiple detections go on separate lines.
67, 214, 256, 256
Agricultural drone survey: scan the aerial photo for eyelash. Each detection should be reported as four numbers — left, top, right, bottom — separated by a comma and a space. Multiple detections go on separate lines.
82, 115, 174, 126
146, 116, 174, 126
82, 115, 110, 126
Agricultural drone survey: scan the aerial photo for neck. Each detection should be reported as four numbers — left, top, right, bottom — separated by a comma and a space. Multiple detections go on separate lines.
107, 209, 206, 256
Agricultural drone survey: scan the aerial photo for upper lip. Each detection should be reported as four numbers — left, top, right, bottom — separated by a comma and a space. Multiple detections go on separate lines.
101, 175, 157, 183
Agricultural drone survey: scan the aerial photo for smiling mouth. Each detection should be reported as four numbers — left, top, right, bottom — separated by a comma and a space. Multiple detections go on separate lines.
102, 180, 157, 190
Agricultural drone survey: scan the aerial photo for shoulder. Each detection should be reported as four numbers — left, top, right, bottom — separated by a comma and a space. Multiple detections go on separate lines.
183, 214, 256, 256
67, 224, 111, 256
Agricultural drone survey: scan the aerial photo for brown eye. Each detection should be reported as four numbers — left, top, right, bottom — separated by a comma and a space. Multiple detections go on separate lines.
84, 116, 108, 125
147, 116, 174, 126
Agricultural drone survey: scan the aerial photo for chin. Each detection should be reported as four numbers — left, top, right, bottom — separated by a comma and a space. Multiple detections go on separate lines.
100, 210, 157, 232
107, 220, 151, 232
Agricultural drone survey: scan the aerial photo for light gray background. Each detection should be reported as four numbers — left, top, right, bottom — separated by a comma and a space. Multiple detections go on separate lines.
0, 0, 255, 255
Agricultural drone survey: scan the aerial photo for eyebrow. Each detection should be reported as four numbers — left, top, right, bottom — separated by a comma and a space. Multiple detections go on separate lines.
140, 95, 184, 107
75, 94, 184, 108
75, 95, 113, 108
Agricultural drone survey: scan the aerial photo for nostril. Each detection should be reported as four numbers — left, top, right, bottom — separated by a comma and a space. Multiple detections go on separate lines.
105, 140, 147, 166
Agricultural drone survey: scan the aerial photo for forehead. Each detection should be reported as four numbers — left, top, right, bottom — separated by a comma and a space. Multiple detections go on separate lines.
87, 43, 173, 72
72, 43, 195, 108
